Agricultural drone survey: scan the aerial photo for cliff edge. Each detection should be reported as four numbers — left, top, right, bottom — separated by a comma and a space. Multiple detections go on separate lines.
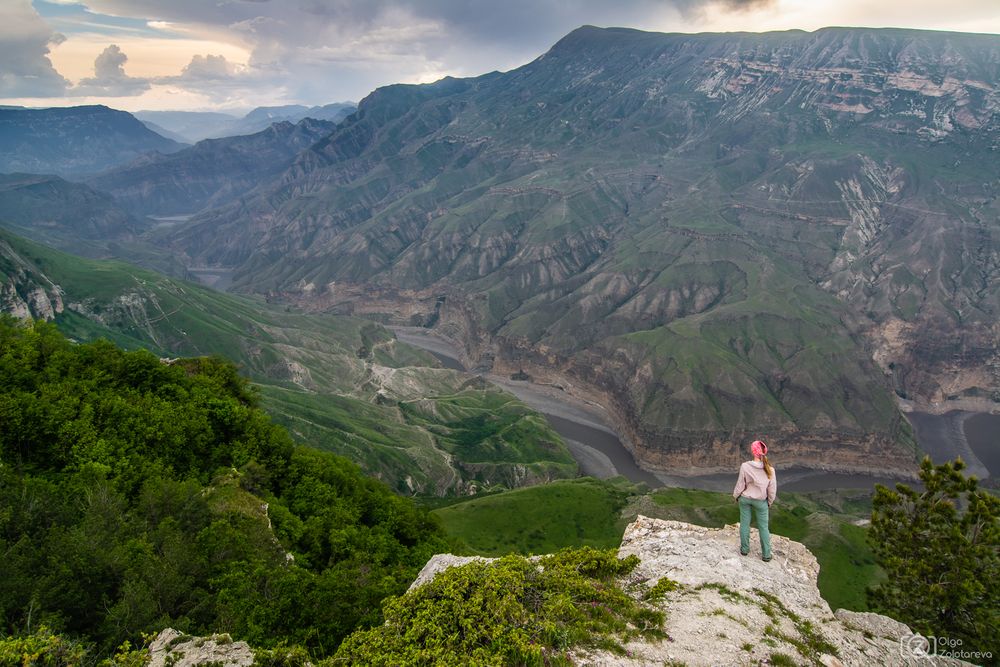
414, 517, 974, 666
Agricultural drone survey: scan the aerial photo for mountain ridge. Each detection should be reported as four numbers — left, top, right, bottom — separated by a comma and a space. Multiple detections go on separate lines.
0, 105, 186, 177
0, 172, 150, 250
88, 117, 340, 216
135, 102, 355, 143
114, 25, 1000, 475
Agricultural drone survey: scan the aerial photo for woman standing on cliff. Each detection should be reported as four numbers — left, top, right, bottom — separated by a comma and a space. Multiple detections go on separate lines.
733, 440, 777, 561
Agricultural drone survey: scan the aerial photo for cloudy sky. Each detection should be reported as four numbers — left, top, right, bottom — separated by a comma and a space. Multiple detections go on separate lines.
2, 0, 999, 113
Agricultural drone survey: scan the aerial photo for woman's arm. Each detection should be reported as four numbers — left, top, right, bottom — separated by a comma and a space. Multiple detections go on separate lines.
767, 470, 777, 506
733, 464, 746, 500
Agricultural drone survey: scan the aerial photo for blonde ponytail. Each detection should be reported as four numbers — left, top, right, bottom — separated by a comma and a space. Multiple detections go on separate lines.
762, 454, 773, 479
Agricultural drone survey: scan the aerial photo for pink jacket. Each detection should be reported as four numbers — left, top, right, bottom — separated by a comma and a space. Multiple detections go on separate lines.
733, 460, 777, 505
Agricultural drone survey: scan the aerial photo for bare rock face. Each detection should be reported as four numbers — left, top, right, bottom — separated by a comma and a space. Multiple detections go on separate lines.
834, 609, 913, 644
0, 238, 65, 321
588, 517, 972, 667
148, 629, 253, 667
412, 517, 972, 667
619, 516, 827, 618
408, 554, 490, 591
0, 282, 32, 320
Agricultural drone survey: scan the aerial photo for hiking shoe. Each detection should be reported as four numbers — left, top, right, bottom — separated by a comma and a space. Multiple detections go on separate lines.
762, 555, 772, 562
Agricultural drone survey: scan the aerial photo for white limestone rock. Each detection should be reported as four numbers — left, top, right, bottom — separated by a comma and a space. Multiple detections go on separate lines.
0, 283, 31, 320
148, 628, 253, 667
411, 516, 976, 667
408, 554, 491, 591
835, 608, 913, 640
577, 516, 974, 667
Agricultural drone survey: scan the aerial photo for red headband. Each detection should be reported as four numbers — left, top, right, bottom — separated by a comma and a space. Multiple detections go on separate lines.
751, 440, 767, 457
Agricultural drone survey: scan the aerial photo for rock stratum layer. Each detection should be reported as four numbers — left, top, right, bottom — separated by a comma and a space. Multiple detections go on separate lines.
146, 26, 1000, 474
414, 517, 973, 666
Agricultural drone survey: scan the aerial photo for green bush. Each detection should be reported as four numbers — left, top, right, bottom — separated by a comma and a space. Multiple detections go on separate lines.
335, 547, 664, 666
0, 627, 86, 667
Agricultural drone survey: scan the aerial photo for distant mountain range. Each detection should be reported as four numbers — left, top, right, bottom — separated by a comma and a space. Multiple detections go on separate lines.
135, 102, 356, 143
146, 26, 999, 476
0, 105, 186, 177
0, 103, 355, 180
88, 117, 339, 216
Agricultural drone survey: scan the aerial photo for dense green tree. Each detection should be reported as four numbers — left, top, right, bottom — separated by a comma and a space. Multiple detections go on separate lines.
868, 457, 999, 658
0, 317, 446, 660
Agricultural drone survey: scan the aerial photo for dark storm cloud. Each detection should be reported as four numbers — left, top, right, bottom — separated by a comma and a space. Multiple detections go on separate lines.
63, 0, 769, 66
288, 0, 753, 51
9, 0, 777, 103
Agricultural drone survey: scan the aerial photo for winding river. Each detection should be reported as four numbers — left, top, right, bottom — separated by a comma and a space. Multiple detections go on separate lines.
392, 327, 999, 492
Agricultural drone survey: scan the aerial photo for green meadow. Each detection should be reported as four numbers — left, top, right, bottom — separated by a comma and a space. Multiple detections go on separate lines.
434, 479, 882, 612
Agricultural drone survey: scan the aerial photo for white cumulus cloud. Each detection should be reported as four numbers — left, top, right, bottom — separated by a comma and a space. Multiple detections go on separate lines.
0, 0, 71, 97
73, 44, 151, 95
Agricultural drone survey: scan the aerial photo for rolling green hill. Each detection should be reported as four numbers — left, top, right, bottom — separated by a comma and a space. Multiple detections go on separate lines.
0, 228, 575, 494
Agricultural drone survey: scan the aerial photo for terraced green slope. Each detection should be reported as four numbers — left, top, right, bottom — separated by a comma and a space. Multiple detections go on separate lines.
0, 229, 575, 494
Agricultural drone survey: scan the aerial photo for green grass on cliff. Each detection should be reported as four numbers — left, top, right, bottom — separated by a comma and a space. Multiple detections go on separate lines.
433, 478, 642, 554
435, 480, 881, 612
398, 391, 575, 466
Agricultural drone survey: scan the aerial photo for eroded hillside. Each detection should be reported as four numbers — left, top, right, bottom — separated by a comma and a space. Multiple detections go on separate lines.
120, 26, 1000, 475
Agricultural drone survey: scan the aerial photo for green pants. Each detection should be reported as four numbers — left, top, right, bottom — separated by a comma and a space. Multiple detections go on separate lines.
738, 496, 772, 559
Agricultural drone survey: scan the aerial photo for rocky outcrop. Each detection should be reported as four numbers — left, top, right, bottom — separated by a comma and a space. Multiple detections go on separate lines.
412, 517, 973, 666
0, 237, 65, 321
408, 554, 489, 591
148, 629, 253, 667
